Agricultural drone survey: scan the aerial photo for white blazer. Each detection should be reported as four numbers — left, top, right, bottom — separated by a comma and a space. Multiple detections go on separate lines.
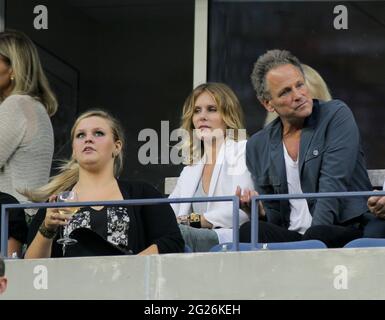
169, 139, 254, 233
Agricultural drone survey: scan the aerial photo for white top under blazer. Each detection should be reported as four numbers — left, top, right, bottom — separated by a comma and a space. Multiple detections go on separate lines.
169, 138, 254, 243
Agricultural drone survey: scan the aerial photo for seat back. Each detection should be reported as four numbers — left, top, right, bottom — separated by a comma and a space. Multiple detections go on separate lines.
367, 169, 385, 188
167, 170, 385, 193
184, 245, 193, 253
210, 240, 327, 252
165, 177, 178, 195
344, 238, 385, 248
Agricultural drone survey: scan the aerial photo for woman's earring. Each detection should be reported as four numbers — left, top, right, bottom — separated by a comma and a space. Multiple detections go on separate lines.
10, 76, 14, 81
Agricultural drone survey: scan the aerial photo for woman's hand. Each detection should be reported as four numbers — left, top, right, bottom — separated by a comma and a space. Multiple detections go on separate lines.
43, 195, 72, 231
176, 214, 189, 225
236, 186, 265, 217
176, 213, 213, 229
200, 215, 213, 229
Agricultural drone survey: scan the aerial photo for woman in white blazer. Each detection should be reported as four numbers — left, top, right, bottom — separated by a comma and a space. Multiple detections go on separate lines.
169, 83, 254, 252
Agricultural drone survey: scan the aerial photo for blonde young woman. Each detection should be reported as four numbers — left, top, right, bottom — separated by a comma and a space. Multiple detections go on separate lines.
0, 30, 57, 255
25, 110, 184, 258
170, 83, 254, 252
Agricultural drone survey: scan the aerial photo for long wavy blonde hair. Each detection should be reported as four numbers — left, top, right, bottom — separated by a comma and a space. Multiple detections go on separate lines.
23, 110, 125, 202
180, 82, 246, 165
0, 29, 57, 116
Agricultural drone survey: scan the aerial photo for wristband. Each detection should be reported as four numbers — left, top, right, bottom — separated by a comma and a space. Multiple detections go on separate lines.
38, 222, 58, 239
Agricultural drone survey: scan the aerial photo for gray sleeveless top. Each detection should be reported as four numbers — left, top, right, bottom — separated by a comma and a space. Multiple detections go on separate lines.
191, 179, 208, 214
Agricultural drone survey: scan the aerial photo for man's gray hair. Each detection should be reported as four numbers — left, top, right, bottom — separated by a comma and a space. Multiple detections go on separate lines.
250, 49, 304, 102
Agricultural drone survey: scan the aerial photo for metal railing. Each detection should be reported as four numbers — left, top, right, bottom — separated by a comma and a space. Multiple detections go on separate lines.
2, 190, 385, 257
1, 196, 240, 257
249, 190, 385, 250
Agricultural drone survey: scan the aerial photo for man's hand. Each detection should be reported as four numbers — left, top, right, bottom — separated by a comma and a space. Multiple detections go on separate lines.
235, 186, 265, 217
368, 194, 385, 219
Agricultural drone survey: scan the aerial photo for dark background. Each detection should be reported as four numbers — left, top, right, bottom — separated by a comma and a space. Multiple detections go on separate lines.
208, 0, 385, 169
5, 0, 385, 194
6, 0, 194, 191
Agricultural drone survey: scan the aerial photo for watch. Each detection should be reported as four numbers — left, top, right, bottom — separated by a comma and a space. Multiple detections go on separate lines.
189, 213, 201, 228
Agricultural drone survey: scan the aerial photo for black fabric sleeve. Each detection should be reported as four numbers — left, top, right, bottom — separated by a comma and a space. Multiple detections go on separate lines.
0, 192, 28, 244
139, 183, 184, 253
26, 208, 62, 257
26, 208, 45, 247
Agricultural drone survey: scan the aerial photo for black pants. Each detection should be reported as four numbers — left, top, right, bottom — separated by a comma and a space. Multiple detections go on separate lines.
239, 220, 363, 248
361, 213, 385, 238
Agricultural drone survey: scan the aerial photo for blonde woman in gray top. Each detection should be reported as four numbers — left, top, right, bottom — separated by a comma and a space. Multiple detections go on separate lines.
0, 30, 57, 254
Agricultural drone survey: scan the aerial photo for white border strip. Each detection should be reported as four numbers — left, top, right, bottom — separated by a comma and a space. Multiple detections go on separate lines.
193, 0, 208, 88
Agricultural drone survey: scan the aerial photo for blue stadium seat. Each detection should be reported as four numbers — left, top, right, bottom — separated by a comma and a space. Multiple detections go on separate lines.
184, 245, 193, 253
343, 238, 385, 248
210, 240, 327, 252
